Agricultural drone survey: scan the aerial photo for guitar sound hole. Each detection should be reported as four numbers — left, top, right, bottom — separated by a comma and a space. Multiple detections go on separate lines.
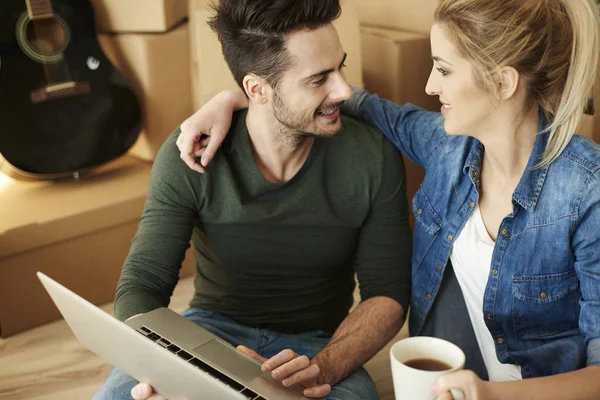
26, 17, 67, 56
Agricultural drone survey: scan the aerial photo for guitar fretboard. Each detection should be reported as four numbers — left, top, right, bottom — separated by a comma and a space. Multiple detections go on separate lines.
26, 0, 55, 19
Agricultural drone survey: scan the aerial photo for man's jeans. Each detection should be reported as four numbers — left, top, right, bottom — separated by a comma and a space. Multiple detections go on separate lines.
93, 308, 379, 400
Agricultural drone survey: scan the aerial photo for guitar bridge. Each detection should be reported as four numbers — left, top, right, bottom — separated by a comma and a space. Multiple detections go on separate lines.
30, 81, 91, 103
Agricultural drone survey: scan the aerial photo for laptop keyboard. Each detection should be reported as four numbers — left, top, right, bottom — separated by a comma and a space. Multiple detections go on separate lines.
136, 326, 267, 400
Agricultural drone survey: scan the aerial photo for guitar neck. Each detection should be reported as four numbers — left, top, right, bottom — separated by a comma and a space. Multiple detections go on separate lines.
26, 0, 55, 20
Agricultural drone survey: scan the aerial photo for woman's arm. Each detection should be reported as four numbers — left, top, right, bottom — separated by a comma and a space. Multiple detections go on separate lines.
177, 87, 448, 172
343, 87, 447, 169
178, 90, 248, 173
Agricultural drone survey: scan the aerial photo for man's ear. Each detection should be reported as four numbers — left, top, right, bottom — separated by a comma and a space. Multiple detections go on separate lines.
497, 66, 520, 101
243, 74, 269, 104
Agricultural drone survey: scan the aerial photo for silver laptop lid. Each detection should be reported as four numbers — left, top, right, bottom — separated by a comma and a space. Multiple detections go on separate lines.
37, 272, 246, 400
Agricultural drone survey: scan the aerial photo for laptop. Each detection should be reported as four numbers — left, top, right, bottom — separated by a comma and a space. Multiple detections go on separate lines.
36, 272, 308, 400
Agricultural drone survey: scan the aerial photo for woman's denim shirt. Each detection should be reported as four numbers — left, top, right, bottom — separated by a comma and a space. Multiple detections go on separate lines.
346, 89, 600, 378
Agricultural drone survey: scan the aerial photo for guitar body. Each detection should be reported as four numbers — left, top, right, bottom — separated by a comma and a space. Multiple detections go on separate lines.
0, 0, 141, 178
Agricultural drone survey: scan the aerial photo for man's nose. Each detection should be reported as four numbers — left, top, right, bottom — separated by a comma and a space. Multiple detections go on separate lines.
329, 72, 353, 102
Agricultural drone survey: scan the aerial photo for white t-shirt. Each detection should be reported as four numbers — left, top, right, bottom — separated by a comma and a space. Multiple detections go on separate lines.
450, 205, 523, 382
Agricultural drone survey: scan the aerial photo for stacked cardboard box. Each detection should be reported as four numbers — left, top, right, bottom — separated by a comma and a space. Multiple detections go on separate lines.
0, 157, 195, 336
361, 27, 438, 112
93, 0, 193, 161
98, 24, 193, 161
350, 0, 437, 35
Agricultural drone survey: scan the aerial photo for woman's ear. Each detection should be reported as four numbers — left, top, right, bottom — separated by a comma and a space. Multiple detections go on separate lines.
243, 74, 269, 105
497, 66, 520, 101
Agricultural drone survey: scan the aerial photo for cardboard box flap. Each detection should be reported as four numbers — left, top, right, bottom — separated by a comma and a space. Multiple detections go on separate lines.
0, 157, 151, 258
91, 0, 189, 33
362, 26, 427, 42
349, 0, 437, 35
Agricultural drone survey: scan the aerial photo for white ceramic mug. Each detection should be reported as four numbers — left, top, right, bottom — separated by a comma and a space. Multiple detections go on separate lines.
390, 336, 466, 400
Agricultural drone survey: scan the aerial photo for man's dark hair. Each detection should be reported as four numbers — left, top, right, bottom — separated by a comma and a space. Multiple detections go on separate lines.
209, 0, 342, 90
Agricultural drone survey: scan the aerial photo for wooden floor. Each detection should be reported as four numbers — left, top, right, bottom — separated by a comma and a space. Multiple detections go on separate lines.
0, 277, 407, 400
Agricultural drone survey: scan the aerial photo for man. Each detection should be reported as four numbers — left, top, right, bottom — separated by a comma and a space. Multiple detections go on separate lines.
93, 0, 411, 399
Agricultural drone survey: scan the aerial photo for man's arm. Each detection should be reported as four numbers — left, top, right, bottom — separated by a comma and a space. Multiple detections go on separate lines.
311, 134, 412, 387
114, 129, 200, 321
311, 296, 404, 385
258, 297, 404, 398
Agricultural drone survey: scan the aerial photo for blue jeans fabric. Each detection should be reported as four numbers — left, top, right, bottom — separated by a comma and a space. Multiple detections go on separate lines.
93, 308, 379, 400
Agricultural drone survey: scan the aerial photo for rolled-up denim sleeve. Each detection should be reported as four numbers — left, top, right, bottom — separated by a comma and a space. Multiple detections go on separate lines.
341, 87, 447, 169
587, 338, 600, 366
572, 171, 600, 366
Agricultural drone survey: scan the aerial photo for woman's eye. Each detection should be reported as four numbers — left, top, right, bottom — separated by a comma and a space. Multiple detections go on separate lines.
437, 67, 448, 76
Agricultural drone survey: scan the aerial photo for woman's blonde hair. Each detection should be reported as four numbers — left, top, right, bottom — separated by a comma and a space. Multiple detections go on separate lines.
434, 0, 600, 166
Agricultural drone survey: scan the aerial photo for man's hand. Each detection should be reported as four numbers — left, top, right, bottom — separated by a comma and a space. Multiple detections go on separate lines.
131, 383, 166, 400
237, 345, 332, 398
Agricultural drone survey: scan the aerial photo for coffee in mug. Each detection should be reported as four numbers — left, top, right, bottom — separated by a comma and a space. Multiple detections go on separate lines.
404, 358, 453, 372
390, 336, 465, 400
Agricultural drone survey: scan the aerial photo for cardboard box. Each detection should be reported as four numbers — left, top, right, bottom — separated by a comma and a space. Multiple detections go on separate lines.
189, 3, 364, 109
361, 27, 439, 113
578, 67, 600, 143
0, 157, 195, 337
579, 114, 595, 140
98, 23, 193, 161
91, 0, 189, 33
348, 0, 437, 35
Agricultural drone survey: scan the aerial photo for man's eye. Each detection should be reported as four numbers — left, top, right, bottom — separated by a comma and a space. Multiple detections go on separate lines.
313, 76, 327, 86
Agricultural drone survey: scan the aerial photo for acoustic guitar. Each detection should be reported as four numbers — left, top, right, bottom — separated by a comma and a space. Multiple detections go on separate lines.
0, 0, 141, 179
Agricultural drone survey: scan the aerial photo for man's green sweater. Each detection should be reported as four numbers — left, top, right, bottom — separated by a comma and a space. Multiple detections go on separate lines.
115, 110, 411, 334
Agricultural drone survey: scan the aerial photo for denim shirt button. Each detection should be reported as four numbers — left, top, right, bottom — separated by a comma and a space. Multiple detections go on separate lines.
497, 337, 504, 344
417, 209, 423, 215
437, 265, 442, 272
501, 229, 508, 235
447, 235, 453, 241
426, 293, 432, 300
541, 292, 548, 299
470, 202, 475, 208
492, 269, 499, 275
486, 313, 492, 320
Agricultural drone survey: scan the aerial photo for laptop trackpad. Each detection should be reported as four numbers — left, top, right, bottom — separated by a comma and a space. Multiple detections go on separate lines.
192, 339, 263, 382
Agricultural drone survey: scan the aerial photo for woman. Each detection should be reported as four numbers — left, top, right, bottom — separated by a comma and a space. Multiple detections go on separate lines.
176, 0, 600, 398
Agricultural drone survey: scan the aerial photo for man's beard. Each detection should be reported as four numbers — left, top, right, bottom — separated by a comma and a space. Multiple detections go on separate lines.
272, 89, 343, 146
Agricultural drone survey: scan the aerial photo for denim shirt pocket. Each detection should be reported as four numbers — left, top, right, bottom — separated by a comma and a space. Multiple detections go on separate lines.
512, 270, 580, 340
412, 190, 442, 269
